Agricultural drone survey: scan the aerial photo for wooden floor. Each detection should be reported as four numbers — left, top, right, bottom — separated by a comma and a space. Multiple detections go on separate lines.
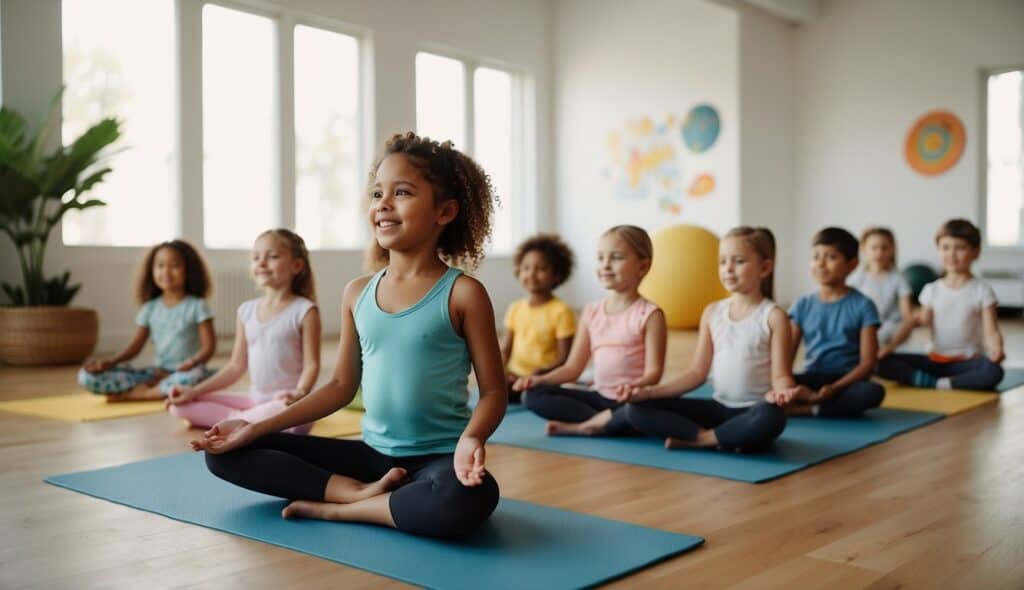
3, 322, 1024, 589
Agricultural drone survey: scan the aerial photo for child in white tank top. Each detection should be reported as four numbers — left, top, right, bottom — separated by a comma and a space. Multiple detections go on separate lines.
167, 229, 321, 431
620, 227, 803, 452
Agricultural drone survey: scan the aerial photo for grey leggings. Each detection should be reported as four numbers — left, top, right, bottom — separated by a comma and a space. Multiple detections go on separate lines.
205, 433, 500, 538
625, 398, 786, 452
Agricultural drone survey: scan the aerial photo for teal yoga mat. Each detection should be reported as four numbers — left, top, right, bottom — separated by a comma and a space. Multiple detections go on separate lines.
492, 402, 943, 483
998, 367, 1024, 392
45, 453, 703, 589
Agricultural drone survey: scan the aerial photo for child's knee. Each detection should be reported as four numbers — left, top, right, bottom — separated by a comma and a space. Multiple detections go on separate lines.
398, 469, 500, 538
861, 381, 885, 407
750, 401, 787, 433
979, 359, 1004, 389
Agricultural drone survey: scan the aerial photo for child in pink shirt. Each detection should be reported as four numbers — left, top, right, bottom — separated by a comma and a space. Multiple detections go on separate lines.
513, 225, 667, 436
167, 229, 321, 433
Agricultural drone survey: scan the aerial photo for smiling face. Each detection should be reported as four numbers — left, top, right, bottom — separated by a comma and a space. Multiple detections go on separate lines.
810, 244, 857, 287
151, 247, 186, 294
596, 233, 650, 293
251, 233, 302, 291
367, 154, 458, 254
719, 235, 771, 296
517, 249, 558, 296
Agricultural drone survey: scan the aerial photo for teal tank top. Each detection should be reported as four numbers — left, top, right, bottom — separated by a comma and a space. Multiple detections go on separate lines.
354, 266, 472, 457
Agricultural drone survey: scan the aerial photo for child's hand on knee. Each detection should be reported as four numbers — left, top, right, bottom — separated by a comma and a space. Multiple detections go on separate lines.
167, 385, 197, 405
190, 419, 254, 453
989, 348, 1005, 364
511, 376, 533, 392
615, 383, 648, 403
454, 436, 487, 487
765, 386, 799, 406
277, 388, 309, 406
83, 358, 114, 373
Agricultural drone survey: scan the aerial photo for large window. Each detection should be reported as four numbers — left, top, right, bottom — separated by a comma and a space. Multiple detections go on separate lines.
985, 68, 1024, 247
60, 2, 365, 251
294, 25, 361, 249
415, 52, 522, 252
202, 4, 277, 249
61, 0, 177, 246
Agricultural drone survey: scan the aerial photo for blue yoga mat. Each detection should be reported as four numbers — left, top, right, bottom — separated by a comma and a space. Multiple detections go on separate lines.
492, 402, 943, 484
998, 367, 1024, 392
45, 453, 703, 589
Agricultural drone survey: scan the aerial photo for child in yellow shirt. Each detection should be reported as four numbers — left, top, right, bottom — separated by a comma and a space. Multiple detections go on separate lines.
501, 234, 576, 402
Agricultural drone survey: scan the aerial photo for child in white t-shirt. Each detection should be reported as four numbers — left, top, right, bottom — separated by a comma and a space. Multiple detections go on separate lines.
848, 227, 915, 357
877, 219, 1005, 390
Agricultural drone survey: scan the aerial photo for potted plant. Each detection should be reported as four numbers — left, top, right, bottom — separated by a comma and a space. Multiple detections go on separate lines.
0, 94, 121, 365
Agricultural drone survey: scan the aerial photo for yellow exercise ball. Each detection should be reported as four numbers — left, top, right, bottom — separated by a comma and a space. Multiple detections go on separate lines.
640, 224, 727, 329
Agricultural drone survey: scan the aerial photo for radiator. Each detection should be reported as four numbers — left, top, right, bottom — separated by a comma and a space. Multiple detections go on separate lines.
210, 272, 257, 335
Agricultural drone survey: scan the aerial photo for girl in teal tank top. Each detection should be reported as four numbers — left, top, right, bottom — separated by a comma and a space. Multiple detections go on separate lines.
194, 132, 507, 539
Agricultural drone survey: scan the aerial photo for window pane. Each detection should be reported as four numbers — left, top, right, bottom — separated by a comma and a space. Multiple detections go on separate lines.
61, 0, 176, 246
203, 5, 277, 249
474, 67, 514, 252
415, 53, 465, 148
294, 25, 360, 249
987, 70, 1024, 247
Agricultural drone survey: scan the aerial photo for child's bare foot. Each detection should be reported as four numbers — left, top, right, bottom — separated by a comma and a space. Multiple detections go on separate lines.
107, 386, 164, 402
282, 500, 347, 521
665, 428, 718, 449
545, 409, 612, 436
323, 468, 407, 504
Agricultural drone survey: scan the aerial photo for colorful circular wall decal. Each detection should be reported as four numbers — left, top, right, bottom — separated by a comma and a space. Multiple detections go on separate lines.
682, 105, 721, 153
904, 110, 965, 176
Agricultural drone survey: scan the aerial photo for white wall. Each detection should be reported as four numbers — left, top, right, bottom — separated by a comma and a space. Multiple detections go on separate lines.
552, 0, 741, 305
0, 0, 553, 353
737, 3, 798, 303
791, 0, 1024, 296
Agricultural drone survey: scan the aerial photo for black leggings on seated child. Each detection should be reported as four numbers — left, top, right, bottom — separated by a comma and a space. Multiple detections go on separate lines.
204, 433, 499, 539
624, 398, 786, 452
876, 354, 1004, 391
523, 385, 632, 434
794, 373, 885, 416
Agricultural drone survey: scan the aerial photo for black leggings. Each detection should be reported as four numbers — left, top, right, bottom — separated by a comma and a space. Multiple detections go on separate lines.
204, 433, 499, 539
794, 373, 885, 416
523, 385, 632, 434
877, 353, 1004, 391
625, 398, 786, 452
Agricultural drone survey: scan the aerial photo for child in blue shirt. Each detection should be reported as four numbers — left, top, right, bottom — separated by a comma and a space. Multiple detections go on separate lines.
777, 227, 885, 416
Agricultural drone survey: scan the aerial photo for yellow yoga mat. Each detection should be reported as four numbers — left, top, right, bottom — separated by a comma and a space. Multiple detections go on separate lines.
881, 386, 999, 416
310, 409, 363, 437
0, 393, 166, 422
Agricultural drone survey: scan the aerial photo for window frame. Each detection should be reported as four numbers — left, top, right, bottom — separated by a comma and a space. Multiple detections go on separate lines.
415, 46, 529, 255
60, 0, 371, 252
979, 64, 1024, 252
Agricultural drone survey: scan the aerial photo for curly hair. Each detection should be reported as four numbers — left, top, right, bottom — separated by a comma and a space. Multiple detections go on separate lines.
257, 228, 317, 302
364, 132, 498, 271
513, 233, 575, 289
135, 239, 211, 304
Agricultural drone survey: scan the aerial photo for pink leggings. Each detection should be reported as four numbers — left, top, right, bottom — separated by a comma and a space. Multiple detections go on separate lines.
168, 391, 312, 434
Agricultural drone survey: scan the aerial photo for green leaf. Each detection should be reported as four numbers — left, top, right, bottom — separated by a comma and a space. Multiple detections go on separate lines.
1, 282, 25, 306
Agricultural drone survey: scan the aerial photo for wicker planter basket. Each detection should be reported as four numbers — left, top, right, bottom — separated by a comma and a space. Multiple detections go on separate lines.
0, 307, 99, 366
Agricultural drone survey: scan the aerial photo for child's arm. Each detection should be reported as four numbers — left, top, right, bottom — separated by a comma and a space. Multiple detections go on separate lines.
622, 306, 713, 402
282, 307, 322, 404
879, 295, 916, 359
499, 330, 513, 371
815, 325, 878, 402
982, 304, 1005, 363
168, 317, 248, 404
534, 336, 573, 374
512, 322, 590, 390
451, 276, 507, 487
177, 318, 216, 371
763, 308, 810, 405
193, 278, 366, 453
83, 326, 150, 373
631, 309, 667, 387
789, 320, 803, 369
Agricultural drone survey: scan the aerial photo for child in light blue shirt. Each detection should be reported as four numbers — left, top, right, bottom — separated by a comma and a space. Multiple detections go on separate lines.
79, 240, 216, 400
784, 227, 884, 417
